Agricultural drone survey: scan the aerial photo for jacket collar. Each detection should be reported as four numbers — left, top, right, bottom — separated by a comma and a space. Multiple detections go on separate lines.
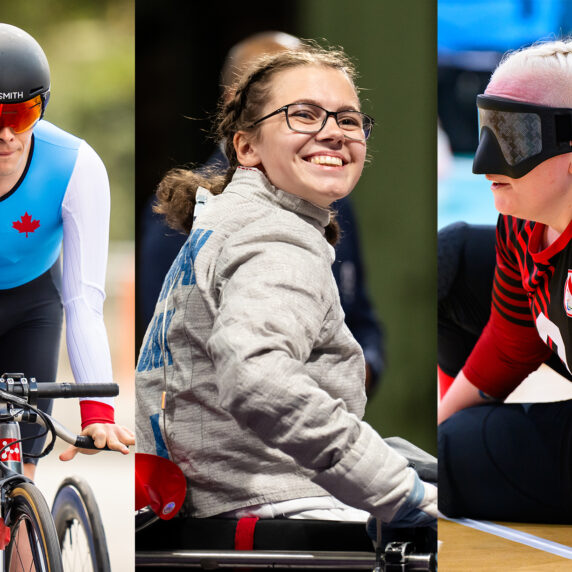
228, 166, 332, 229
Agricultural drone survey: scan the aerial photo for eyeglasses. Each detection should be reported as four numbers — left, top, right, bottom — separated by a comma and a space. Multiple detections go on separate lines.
0, 95, 43, 134
250, 102, 374, 141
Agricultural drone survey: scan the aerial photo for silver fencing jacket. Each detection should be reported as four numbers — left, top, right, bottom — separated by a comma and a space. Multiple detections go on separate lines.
136, 167, 421, 521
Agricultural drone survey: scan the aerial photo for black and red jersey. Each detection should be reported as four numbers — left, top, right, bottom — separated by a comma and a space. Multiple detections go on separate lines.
464, 214, 572, 398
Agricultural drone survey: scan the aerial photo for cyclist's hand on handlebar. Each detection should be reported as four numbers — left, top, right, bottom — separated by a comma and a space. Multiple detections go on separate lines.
84, 422, 135, 454
59, 423, 135, 461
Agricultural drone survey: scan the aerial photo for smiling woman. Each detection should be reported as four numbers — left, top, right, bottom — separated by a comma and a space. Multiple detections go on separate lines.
234, 65, 367, 207
136, 42, 437, 529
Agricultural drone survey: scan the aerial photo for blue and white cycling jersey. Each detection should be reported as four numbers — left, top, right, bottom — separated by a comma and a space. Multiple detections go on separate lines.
1, 120, 80, 288
0, 120, 114, 412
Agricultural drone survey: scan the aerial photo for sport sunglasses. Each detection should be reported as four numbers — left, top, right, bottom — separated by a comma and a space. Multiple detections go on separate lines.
0, 95, 44, 134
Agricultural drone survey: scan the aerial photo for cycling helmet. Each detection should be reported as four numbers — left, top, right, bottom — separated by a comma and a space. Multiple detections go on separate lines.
0, 23, 50, 116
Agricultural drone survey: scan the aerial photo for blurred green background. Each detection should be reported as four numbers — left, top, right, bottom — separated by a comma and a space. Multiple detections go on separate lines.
2, 0, 134, 241
301, 2, 437, 454
136, 0, 437, 453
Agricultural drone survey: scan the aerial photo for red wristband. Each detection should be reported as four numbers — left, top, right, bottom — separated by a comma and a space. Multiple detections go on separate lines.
80, 401, 115, 429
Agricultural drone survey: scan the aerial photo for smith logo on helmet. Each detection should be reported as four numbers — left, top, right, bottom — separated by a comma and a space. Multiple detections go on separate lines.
0, 92, 24, 100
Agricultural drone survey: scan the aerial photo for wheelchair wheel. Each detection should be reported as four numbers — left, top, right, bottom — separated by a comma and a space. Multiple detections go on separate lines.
4, 482, 63, 572
51, 476, 110, 572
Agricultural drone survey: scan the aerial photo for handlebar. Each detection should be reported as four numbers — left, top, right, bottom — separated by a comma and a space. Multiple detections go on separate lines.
33, 415, 113, 451
1, 373, 120, 453
33, 382, 119, 399
0, 374, 118, 400
74, 435, 111, 450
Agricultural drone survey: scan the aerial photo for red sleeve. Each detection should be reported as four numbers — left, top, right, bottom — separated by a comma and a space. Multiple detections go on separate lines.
80, 400, 115, 429
463, 306, 552, 399
463, 216, 552, 398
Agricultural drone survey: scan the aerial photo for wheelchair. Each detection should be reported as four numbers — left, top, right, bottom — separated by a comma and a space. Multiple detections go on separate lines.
135, 454, 436, 571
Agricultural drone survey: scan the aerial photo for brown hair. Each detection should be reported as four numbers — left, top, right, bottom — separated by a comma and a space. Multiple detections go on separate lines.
154, 41, 360, 244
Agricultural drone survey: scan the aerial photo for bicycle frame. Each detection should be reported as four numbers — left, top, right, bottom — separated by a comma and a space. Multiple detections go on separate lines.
0, 372, 119, 572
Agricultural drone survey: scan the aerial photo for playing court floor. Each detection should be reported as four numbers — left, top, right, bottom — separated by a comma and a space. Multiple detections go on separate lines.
438, 365, 572, 571
439, 518, 572, 571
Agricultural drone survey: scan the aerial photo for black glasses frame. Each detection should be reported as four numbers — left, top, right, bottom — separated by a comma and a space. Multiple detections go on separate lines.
249, 103, 374, 141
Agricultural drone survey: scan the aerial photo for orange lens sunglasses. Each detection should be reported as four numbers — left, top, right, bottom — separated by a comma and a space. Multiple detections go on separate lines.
0, 95, 43, 133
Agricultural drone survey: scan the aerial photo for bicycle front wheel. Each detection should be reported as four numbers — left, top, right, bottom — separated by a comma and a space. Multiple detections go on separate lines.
4, 482, 63, 572
51, 476, 110, 572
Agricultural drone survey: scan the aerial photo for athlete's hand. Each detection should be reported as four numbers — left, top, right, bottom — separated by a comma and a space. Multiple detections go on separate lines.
367, 475, 437, 539
59, 423, 135, 461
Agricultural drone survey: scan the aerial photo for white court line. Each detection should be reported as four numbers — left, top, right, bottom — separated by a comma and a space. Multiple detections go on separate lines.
440, 515, 572, 560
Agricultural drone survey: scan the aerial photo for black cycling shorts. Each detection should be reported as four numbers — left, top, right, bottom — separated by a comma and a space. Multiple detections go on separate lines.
0, 262, 63, 464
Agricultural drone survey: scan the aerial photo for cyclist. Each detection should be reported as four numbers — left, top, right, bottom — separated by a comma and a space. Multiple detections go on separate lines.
0, 23, 134, 479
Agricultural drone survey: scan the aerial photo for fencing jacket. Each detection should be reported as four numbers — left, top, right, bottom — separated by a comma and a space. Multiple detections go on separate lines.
136, 166, 421, 521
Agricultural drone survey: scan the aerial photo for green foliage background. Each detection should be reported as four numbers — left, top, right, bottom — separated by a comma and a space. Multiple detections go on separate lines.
299, 0, 437, 453
2, 0, 134, 240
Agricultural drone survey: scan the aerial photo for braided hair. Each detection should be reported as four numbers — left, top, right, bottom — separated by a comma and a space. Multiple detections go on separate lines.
490, 37, 572, 108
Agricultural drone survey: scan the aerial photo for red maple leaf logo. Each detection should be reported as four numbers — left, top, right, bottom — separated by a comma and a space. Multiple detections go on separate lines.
12, 212, 40, 237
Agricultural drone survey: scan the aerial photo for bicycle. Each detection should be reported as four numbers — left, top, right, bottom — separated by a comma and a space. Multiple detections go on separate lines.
51, 475, 111, 571
0, 372, 119, 572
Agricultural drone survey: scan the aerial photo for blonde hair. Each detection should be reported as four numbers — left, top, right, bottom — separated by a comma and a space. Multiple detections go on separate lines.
490, 37, 572, 107
154, 41, 359, 244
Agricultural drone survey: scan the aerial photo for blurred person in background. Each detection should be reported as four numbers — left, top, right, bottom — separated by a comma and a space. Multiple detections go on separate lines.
0, 23, 134, 480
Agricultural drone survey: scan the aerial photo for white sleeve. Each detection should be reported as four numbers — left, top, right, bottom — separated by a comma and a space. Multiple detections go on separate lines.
61, 140, 114, 408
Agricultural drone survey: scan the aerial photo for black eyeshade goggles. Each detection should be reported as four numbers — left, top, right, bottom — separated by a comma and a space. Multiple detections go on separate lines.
473, 94, 572, 179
